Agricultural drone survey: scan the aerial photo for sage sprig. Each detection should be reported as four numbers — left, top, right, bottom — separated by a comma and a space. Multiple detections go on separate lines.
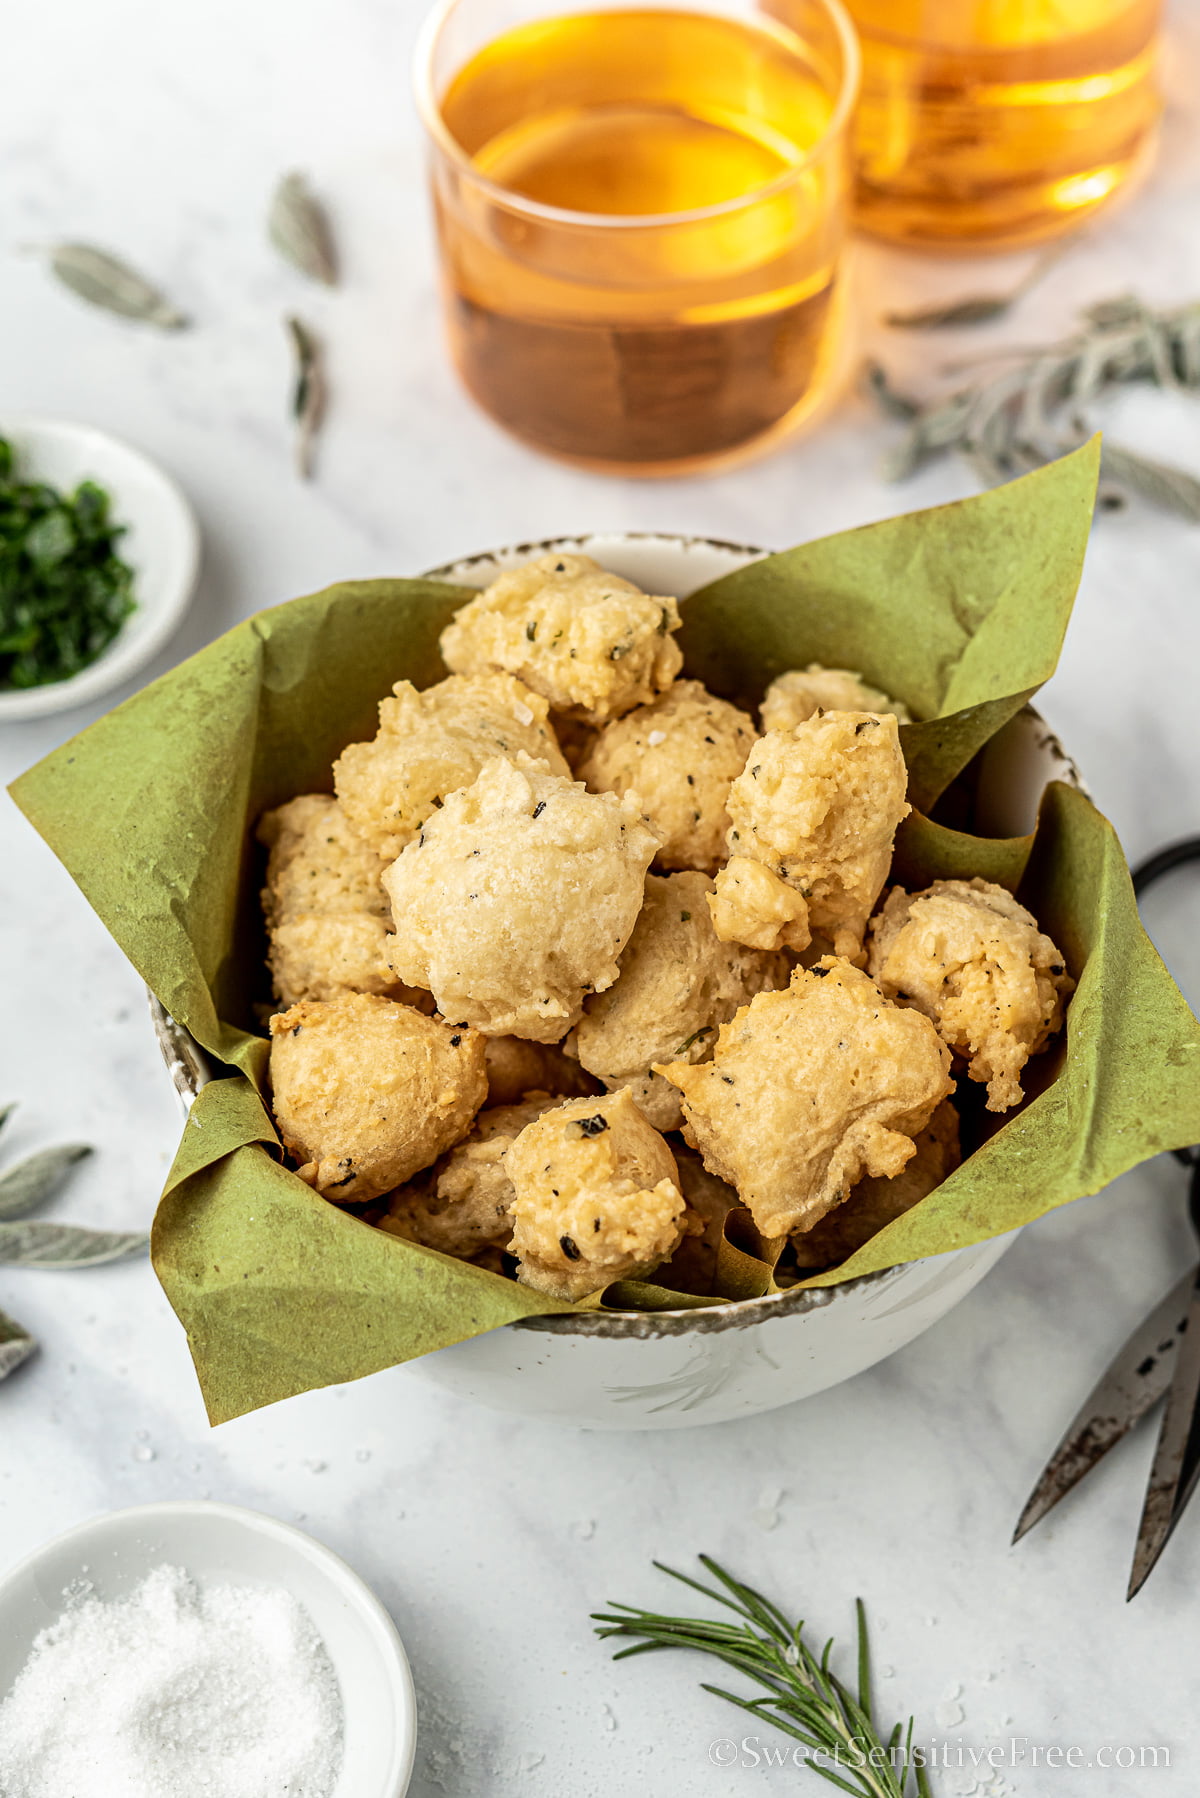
594, 1557, 933, 1797
882, 245, 1062, 332
865, 294, 1200, 521
269, 172, 338, 287
30, 242, 188, 329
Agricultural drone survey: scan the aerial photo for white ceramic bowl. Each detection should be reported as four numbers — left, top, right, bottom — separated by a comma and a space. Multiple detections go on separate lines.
151, 533, 1080, 1429
0, 417, 200, 721
0, 1501, 416, 1797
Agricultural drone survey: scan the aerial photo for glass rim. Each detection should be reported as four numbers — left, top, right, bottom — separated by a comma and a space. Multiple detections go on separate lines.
412, 0, 861, 231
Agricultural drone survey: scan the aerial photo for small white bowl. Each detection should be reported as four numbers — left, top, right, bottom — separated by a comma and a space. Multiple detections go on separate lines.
0, 1501, 416, 1797
0, 417, 200, 721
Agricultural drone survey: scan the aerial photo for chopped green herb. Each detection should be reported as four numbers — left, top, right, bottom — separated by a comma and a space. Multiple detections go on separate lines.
0, 437, 135, 690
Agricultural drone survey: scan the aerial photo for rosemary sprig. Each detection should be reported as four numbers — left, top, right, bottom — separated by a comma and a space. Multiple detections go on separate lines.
593, 1556, 932, 1797
865, 294, 1200, 521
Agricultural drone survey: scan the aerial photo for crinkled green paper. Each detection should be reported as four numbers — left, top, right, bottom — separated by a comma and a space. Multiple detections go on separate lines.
11, 439, 1200, 1423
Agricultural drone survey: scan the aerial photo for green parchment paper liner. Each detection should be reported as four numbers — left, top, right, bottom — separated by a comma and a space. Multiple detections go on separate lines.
11, 439, 1200, 1423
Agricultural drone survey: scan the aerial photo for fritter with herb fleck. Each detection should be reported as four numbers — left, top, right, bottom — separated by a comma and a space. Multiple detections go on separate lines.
710, 712, 909, 962
867, 878, 1074, 1112
333, 671, 568, 861
760, 665, 910, 733
506, 1091, 685, 1300
268, 993, 486, 1202
580, 679, 756, 872
382, 755, 658, 1041
439, 552, 682, 723
569, 870, 789, 1130
657, 958, 952, 1238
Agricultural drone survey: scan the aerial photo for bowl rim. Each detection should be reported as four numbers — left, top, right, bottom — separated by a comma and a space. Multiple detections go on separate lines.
150, 529, 1076, 1343
0, 1498, 417, 1797
0, 414, 200, 722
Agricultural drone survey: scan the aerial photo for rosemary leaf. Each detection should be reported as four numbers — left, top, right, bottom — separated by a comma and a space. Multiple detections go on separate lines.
0, 1145, 92, 1220
595, 1557, 928, 1797
287, 315, 325, 480
35, 243, 187, 329
0, 1307, 35, 1381
269, 172, 338, 287
0, 1222, 148, 1269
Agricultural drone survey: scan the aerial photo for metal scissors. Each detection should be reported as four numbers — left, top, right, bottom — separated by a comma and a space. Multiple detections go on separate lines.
1014, 835, 1200, 1600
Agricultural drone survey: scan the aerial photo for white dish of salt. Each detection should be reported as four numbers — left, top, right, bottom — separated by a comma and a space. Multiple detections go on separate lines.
0, 1501, 415, 1798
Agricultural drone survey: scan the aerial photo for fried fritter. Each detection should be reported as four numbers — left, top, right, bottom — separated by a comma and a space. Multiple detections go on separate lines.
382, 755, 658, 1041
569, 870, 790, 1130
378, 1093, 557, 1258
790, 1098, 961, 1269
656, 957, 953, 1237
438, 552, 682, 724
257, 794, 413, 1007
711, 711, 909, 962
579, 680, 755, 871
760, 665, 910, 733
506, 1090, 685, 1300
483, 1035, 600, 1107
867, 877, 1074, 1112
332, 672, 568, 861
268, 993, 486, 1202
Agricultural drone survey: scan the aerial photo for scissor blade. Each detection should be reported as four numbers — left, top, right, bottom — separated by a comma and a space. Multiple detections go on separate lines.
1128, 1277, 1200, 1599
1014, 1268, 1196, 1545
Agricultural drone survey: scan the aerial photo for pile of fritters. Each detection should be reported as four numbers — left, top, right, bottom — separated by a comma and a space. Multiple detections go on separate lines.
260, 552, 1074, 1302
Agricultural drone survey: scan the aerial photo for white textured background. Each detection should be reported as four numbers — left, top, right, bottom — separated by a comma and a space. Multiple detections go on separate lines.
3, 1, 1200, 1791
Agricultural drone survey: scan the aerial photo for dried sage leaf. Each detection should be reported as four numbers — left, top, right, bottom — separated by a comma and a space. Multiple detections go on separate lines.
35, 243, 188, 329
1100, 441, 1200, 523
885, 294, 1018, 331
860, 359, 919, 421
0, 1145, 92, 1220
0, 1307, 35, 1381
269, 172, 337, 286
0, 1222, 148, 1269
287, 315, 325, 480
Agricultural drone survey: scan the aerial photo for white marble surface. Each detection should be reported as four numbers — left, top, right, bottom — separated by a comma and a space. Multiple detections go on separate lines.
4, 1, 1200, 1791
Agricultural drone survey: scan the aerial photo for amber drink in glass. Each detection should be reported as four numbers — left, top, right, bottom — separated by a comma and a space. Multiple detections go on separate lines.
816, 0, 1163, 248
415, 0, 859, 473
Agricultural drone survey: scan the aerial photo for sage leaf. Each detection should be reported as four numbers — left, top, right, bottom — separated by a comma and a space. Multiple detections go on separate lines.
860, 359, 919, 421
36, 243, 188, 329
0, 1222, 148, 1269
287, 315, 325, 480
269, 172, 337, 286
0, 1145, 92, 1220
1100, 441, 1200, 523
885, 293, 1018, 330
0, 1307, 35, 1381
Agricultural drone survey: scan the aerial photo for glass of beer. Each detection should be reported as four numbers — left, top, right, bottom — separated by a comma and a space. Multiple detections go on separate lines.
831, 0, 1162, 248
414, 0, 859, 475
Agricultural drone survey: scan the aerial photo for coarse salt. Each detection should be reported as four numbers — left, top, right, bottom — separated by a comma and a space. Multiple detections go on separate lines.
0, 1563, 343, 1798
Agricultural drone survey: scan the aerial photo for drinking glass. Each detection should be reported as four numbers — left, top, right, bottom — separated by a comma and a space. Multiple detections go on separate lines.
827, 0, 1163, 248
414, 0, 859, 475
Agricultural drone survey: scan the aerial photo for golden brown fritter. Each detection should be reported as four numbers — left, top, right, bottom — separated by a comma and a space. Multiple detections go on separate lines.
268, 993, 486, 1203
332, 672, 568, 861
382, 756, 658, 1041
378, 1094, 557, 1258
579, 680, 755, 872
257, 793, 412, 1007
711, 711, 909, 962
483, 1036, 600, 1107
506, 1090, 685, 1300
656, 957, 953, 1237
868, 877, 1074, 1112
569, 870, 790, 1130
438, 553, 682, 724
760, 665, 910, 733
790, 1098, 961, 1269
